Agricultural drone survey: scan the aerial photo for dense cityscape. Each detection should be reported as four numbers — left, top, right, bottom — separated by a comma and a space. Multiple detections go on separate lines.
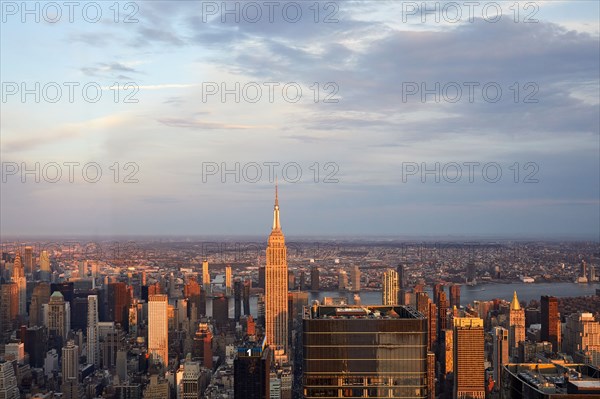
1, 1, 599, 398
0, 190, 599, 398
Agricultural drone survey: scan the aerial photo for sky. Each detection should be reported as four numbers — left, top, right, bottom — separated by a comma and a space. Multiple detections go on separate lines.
1, 0, 599, 239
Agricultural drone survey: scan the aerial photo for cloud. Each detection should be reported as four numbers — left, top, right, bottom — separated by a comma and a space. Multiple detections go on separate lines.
81, 62, 143, 79
157, 117, 272, 130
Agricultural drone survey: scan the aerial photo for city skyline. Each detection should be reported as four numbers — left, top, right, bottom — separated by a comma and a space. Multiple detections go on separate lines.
1, 1, 599, 396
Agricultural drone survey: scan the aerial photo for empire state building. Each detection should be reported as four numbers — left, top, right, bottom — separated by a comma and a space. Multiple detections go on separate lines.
265, 185, 288, 356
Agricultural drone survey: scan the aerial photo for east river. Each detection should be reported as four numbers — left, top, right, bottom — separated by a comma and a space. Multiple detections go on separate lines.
208, 282, 600, 318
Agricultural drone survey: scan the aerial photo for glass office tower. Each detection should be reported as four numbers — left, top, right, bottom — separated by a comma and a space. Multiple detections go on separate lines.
303, 305, 428, 398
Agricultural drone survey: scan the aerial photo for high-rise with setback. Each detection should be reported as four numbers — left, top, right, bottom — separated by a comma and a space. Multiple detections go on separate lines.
265, 185, 288, 356
508, 291, 525, 359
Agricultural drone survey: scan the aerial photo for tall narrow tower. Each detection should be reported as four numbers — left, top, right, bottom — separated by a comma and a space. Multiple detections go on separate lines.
12, 253, 27, 316
87, 295, 99, 367
225, 265, 232, 296
509, 291, 525, 359
202, 260, 211, 294
382, 269, 399, 306
265, 184, 288, 356
24, 246, 33, 275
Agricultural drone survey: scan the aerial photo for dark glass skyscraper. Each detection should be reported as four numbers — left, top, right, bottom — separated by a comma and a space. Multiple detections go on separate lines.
234, 278, 242, 322
303, 305, 428, 398
234, 338, 271, 399
397, 264, 405, 289
310, 266, 319, 291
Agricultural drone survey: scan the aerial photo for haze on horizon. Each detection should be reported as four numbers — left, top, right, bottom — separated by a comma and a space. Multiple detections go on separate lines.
1, 1, 599, 239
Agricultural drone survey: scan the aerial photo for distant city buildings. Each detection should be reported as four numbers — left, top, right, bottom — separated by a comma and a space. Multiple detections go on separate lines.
0, 202, 599, 399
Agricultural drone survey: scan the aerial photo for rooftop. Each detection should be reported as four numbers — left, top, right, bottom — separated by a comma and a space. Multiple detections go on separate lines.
304, 305, 425, 320
504, 363, 600, 395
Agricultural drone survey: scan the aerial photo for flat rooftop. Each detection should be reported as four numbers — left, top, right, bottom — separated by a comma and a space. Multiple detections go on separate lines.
304, 305, 425, 320
504, 363, 600, 394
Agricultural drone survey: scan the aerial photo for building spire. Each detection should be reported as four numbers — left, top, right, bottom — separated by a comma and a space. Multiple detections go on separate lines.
272, 182, 281, 231
510, 291, 521, 311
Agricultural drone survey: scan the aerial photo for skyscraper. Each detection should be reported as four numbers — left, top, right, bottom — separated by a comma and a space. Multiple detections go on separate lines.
78, 260, 87, 278
453, 317, 485, 399
12, 253, 26, 316
47, 291, 70, 340
225, 265, 232, 296
466, 260, 476, 283
303, 305, 428, 398
62, 340, 79, 381
40, 250, 50, 272
0, 283, 18, 338
310, 266, 319, 291
351, 266, 360, 292
437, 291, 449, 340
234, 278, 243, 321
234, 338, 271, 399
24, 246, 33, 274
108, 282, 130, 328
449, 284, 461, 308
288, 269, 296, 290
148, 294, 169, 367
433, 283, 443, 307
265, 185, 288, 356
397, 264, 405, 288
541, 295, 560, 352
382, 268, 399, 305
202, 260, 210, 293
509, 291, 525, 359
243, 279, 251, 316
492, 327, 509, 384
87, 295, 100, 367
30, 282, 51, 327
416, 292, 436, 351
192, 322, 213, 369
565, 312, 600, 366
338, 269, 348, 290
